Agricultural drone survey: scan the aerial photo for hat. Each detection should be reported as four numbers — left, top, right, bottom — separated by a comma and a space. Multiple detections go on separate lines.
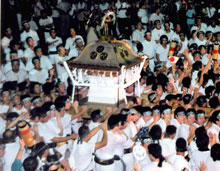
145, 31, 151, 36
174, 107, 185, 117
42, 102, 55, 115
75, 38, 83, 43
34, 46, 42, 52
154, 20, 160, 25
32, 56, 40, 65
6, 112, 19, 121
142, 106, 152, 116
120, 108, 130, 115
196, 110, 205, 118
152, 105, 161, 114
186, 108, 196, 116
193, 51, 201, 57
10, 50, 18, 56
50, 29, 56, 34
176, 138, 187, 152
198, 45, 206, 51
21, 94, 31, 103
129, 108, 139, 115
189, 43, 198, 51
56, 44, 64, 52
31, 96, 42, 104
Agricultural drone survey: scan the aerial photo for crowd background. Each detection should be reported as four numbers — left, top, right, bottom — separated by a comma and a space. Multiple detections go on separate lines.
1, 0, 220, 171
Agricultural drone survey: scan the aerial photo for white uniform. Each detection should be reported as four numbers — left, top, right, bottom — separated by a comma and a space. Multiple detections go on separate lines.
3, 61, 26, 74
65, 35, 84, 51
142, 39, 156, 71
23, 47, 35, 61
152, 28, 165, 43
149, 13, 164, 24
138, 9, 148, 25
88, 121, 102, 144
170, 118, 181, 139
168, 154, 190, 171
47, 36, 62, 64
95, 131, 127, 171
156, 44, 169, 63
190, 150, 210, 171
3, 140, 20, 171
132, 29, 145, 43
206, 156, 220, 171
28, 69, 49, 84
160, 138, 176, 158
141, 161, 174, 171
71, 140, 95, 171
5, 69, 28, 83
177, 123, 189, 141
20, 30, 39, 48
25, 55, 52, 72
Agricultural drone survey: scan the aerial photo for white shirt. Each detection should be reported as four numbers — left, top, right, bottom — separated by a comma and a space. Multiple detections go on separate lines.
194, 37, 207, 47
28, 68, 49, 84
138, 9, 148, 24
20, 29, 39, 48
1, 36, 12, 49
116, 1, 129, 18
142, 39, 157, 59
5, 69, 28, 83
190, 23, 207, 33
190, 150, 210, 171
156, 44, 169, 62
47, 36, 63, 52
24, 47, 35, 61
207, 25, 220, 33
141, 161, 174, 171
3, 141, 20, 171
0, 69, 6, 89
3, 61, 26, 74
25, 55, 53, 72
88, 121, 102, 144
95, 131, 127, 171
168, 154, 190, 171
132, 29, 145, 43
208, 123, 220, 143
149, 13, 164, 24
164, 30, 174, 42
206, 156, 220, 171
152, 28, 165, 43
177, 123, 189, 141
0, 117, 6, 136
170, 118, 181, 139
156, 119, 166, 133
5, 49, 24, 62
65, 35, 84, 51
99, 2, 109, 12
160, 138, 176, 157
71, 140, 95, 171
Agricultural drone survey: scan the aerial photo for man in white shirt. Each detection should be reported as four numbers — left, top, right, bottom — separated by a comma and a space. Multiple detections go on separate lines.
95, 115, 127, 171
156, 35, 169, 63
206, 144, 220, 171
149, 6, 164, 25
131, 23, 145, 44
170, 107, 186, 139
151, 20, 165, 44
137, 2, 148, 29
25, 46, 53, 72
1, 28, 13, 50
69, 121, 108, 171
136, 106, 153, 129
3, 50, 26, 74
142, 31, 157, 72
28, 57, 49, 84
23, 37, 36, 64
20, 21, 39, 48
208, 110, 220, 143
65, 28, 84, 54
168, 138, 190, 171
47, 29, 63, 64
5, 59, 28, 84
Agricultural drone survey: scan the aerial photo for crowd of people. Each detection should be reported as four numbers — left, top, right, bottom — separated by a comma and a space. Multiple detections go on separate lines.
1, 0, 220, 170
